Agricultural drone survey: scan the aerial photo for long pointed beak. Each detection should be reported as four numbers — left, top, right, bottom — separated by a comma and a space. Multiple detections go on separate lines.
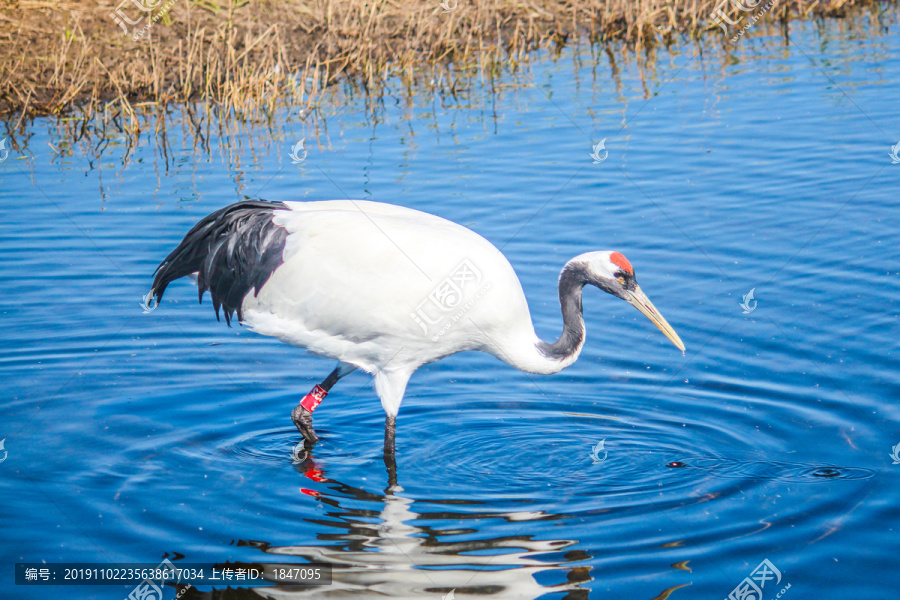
626, 286, 686, 353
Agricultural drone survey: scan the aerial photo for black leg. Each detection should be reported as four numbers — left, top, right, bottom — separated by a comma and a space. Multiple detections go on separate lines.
319, 367, 345, 391
292, 403, 318, 445
383, 415, 398, 491
292, 363, 356, 445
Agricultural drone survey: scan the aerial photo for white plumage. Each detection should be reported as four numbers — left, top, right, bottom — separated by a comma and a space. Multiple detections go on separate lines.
243, 200, 549, 415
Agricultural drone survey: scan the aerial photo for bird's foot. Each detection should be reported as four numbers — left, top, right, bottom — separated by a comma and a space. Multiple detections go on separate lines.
292, 405, 319, 445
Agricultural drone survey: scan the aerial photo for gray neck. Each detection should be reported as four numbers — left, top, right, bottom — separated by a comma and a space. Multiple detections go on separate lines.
536, 264, 587, 362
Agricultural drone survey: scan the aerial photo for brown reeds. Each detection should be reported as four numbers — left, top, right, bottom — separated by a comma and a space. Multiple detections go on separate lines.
0, 0, 881, 124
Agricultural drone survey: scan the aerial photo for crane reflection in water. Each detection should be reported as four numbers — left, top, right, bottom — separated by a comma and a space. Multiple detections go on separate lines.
175, 455, 592, 599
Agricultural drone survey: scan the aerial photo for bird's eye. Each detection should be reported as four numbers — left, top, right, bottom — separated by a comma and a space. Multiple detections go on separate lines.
615, 274, 626, 285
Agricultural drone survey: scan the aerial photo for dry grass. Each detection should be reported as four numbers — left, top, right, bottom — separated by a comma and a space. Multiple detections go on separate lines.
0, 0, 883, 128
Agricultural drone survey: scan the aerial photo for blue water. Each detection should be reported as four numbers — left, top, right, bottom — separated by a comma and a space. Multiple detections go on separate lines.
2, 17, 900, 600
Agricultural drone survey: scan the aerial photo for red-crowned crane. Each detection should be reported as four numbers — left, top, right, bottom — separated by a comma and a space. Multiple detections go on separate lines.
144, 200, 685, 458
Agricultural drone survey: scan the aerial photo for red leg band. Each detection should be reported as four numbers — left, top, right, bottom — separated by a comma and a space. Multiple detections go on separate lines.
300, 384, 328, 412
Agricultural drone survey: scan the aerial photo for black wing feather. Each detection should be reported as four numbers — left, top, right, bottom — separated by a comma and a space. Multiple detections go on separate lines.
147, 200, 291, 326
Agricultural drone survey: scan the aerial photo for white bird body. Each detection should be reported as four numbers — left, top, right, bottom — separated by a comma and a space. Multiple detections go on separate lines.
240, 201, 552, 415
146, 199, 684, 444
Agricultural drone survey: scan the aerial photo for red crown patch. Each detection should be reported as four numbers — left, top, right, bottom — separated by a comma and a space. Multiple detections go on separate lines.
610, 252, 633, 274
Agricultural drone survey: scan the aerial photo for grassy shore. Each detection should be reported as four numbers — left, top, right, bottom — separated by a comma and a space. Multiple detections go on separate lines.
0, 0, 878, 124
